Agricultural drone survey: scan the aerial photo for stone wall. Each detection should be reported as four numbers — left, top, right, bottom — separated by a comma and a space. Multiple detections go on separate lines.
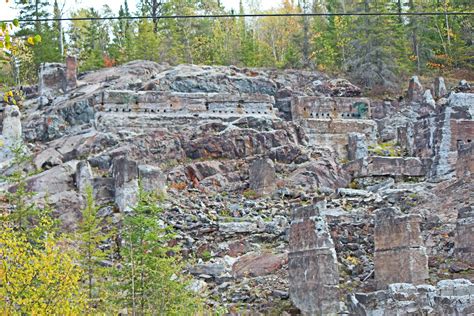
291, 96, 371, 120
39, 59, 77, 97
451, 119, 474, 149
396, 92, 473, 181
456, 143, 474, 178
301, 119, 377, 158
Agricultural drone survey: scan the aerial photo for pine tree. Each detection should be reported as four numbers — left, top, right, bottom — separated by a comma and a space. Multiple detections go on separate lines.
113, 188, 201, 314
70, 8, 110, 71
77, 186, 112, 313
110, 0, 134, 64
346, 0, 409, 90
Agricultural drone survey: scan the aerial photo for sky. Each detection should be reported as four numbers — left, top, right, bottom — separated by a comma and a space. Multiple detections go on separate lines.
0, 0, 277, 20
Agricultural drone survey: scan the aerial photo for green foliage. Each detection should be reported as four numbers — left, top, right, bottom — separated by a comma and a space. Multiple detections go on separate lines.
77, 186, 113, 313
201, 250, 212, 262
0, 143, 58, 240
368, 141, 403, 157
113, 188, 202, 314
69, 7, 111, 72
3, 0, 473, 88
0, 144, 85, 314
243, 189, 257, 199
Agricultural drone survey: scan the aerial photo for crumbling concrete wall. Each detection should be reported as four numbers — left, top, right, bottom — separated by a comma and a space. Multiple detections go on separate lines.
301, 118, 377, 158
456, 143, 474, 178
99, 90, 276, 117
289, 202, 340, 315
111, 156, 167, 212
291, 96, 371, 120
374, 208, 428, 289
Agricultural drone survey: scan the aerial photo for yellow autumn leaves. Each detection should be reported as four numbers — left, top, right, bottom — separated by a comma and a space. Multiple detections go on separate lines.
2, 90, 22, 107
0, 227, 86, 315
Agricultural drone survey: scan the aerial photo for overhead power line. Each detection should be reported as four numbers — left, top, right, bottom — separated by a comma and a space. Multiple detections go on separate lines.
1, 11, 473, 23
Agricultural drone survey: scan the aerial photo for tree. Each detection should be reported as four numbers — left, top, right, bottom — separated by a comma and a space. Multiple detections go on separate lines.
69, 7, 111, 71
0, 144, 57, 239
141, 0, 166, 33
14, 0, 60, 82
0, 226, 85, 314
257, 0, 303, 68
109, 0, 134, 64
346, 0, 409, 90
113, 188, 201, 315
0, 146, 84, 314
77, 186, 112, 313
130, 19, 161, 62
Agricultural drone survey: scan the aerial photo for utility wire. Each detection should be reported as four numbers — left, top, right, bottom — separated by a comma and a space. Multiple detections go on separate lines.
1, 11, 473, 23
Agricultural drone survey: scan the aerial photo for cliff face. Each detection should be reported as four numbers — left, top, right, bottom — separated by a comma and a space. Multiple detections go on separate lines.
1, 61, 473, 313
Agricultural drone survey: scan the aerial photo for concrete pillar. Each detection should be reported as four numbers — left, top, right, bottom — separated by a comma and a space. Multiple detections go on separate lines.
455, 206, 474, 265
289, 202, 340, 315
112, 156, 139, 213
374, 208, 428, 289
347, 132, 368, 161
66, 56, 77, 91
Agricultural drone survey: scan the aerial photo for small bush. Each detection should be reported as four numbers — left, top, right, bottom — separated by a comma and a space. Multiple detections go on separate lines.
243, 189, 257, 199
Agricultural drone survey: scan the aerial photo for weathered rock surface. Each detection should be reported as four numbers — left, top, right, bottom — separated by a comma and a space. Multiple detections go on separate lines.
1, 62, 472, 314
232, 252, 287, 278
349, 279, 474, 315
249, 158, 276, 196
374, 208, 428, 288
289, 202, 340, 315
455, 206, 474, 265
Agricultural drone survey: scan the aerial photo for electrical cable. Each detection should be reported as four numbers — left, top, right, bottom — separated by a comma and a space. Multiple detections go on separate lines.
1, 11, 473, 24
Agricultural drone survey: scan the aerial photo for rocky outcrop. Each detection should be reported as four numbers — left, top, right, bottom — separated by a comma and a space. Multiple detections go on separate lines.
349, 279, 474, 315
3, 61, 472, 314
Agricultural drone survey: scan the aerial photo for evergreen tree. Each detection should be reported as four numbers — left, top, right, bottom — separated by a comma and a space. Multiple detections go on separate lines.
113, 188, 201, 315
14, 0, 61, 82
77, 186, 112, 313
110, 0, 134, 64
130, 19, 161, 62
346, 0, 409, 90
70, 8, 111, 71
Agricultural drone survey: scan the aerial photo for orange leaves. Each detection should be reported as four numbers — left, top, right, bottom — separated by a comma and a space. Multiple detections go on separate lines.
103, 54, 116, 68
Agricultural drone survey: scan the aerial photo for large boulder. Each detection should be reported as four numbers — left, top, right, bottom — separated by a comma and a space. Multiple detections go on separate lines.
232, 252, 287, 277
